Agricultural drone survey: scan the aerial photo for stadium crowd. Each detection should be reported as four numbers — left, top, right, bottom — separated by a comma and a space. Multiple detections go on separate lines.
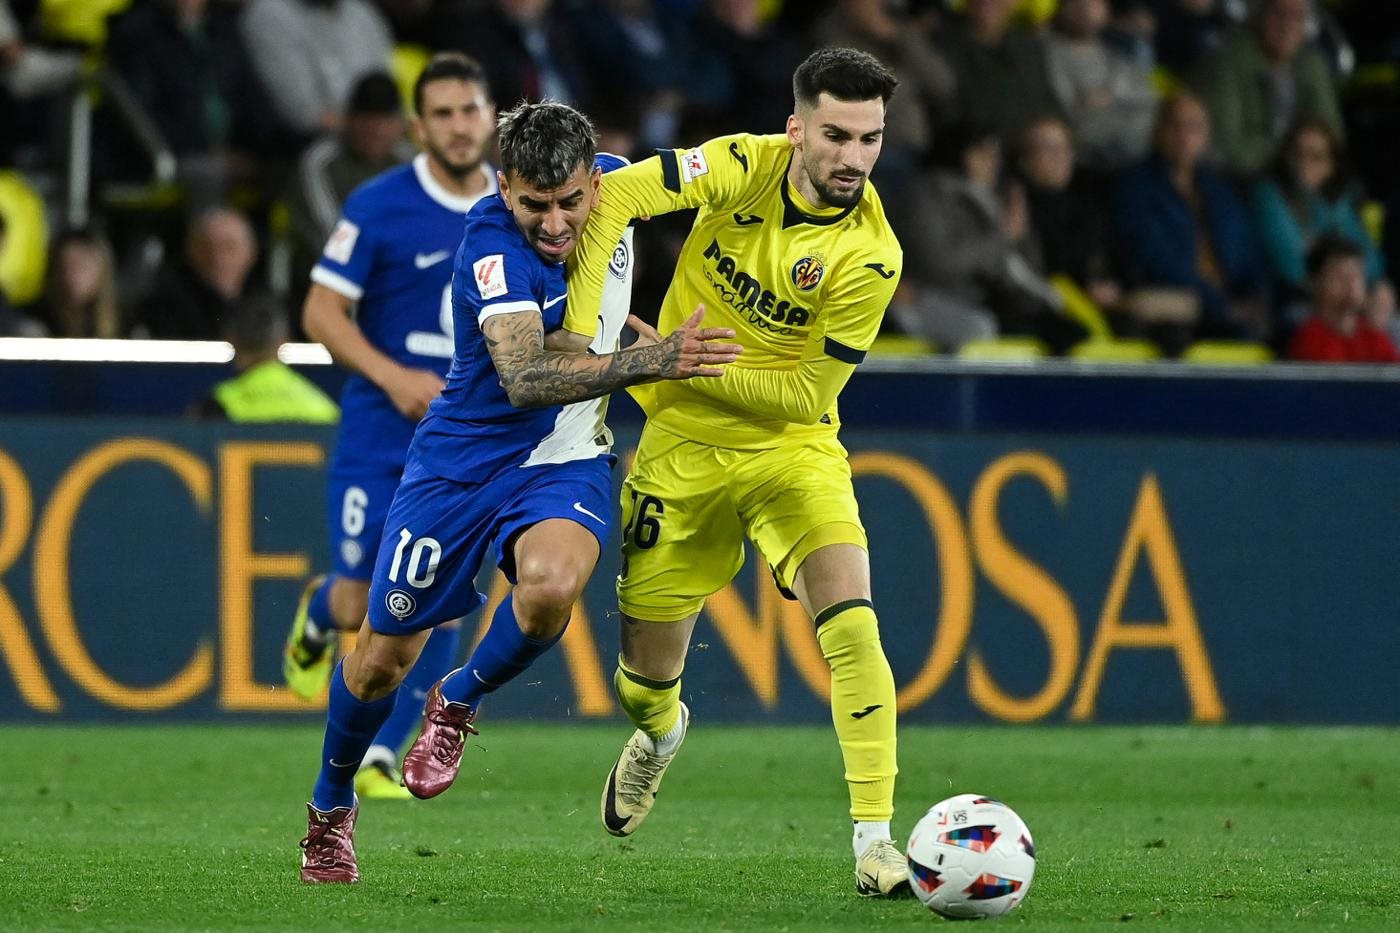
0, 0, 1397, 362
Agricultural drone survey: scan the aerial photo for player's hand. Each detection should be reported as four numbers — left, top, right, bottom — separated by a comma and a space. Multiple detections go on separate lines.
383, 366, 446, 420
657, 304, 742, 379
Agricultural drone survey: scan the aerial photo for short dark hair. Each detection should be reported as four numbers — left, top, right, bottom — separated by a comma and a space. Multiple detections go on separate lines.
413, 52, 490, 116
793, 47, 898, 109
1306, 234, 1365, 279
348, 71, 402, 116
496, 99, 596, 190
224, 294, 289, 355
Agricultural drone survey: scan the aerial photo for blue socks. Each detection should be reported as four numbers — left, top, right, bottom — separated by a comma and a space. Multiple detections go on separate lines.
312, 662, 396, 811
305, 575, 337, 641
369, 624, 462, 759
439, 594, 564, 709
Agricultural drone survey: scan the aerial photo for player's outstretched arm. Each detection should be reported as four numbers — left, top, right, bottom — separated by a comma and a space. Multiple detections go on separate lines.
483, 304, 741, 409
302, 283, 444, 419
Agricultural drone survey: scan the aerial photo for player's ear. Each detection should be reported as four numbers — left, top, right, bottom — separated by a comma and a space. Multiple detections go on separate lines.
786, 113, 803, 149
497, 170, 510, 202
589, 165, 602, 207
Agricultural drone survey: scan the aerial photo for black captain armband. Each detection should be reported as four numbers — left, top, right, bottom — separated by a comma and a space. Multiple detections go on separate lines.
824, 337, 866, 364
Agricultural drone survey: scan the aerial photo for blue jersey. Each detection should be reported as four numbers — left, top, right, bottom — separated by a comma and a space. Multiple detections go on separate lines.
411, 154, 634, 482
311, 155, 498, 472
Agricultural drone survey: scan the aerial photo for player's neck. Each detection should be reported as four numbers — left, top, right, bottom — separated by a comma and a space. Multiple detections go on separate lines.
426, 157, 489, 199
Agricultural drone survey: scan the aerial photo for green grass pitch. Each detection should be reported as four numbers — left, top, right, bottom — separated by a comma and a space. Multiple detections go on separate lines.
1, 723, 1396, 929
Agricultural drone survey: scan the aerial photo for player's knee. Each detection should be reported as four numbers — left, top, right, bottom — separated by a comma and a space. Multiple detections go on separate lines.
344, 637, 413, 698
513, 588, 576, 641
514, 561, 585, 618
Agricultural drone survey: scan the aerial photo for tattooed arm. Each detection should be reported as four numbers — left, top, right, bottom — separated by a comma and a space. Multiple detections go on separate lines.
483, 304, 741, 409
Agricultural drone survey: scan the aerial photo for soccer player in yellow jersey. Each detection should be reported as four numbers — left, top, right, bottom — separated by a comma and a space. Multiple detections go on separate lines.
564, 47, 908, 897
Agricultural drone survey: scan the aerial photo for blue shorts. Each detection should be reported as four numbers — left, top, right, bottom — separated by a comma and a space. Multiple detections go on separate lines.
326, 466, 401, 581
366, 454, 614, 634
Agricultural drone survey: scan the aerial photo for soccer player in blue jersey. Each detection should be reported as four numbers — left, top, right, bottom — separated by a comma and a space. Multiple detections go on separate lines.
297, 100, 742, 883
282, 53, 499, 801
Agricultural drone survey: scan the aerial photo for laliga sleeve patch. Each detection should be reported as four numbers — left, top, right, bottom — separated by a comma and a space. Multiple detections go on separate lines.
323, 219, 360, 264
680, 147, 709, 183
473, 253, 508, 300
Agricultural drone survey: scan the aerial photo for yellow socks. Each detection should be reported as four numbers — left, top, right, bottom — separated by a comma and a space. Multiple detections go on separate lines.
614, 656, 682, 742
815, 599, 898, 823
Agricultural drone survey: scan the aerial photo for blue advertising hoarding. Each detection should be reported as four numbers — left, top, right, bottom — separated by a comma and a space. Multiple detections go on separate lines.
0, 418, 1394, 724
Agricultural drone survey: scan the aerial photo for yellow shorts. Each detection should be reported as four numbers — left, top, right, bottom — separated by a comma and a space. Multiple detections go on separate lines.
616, 423, 867, 622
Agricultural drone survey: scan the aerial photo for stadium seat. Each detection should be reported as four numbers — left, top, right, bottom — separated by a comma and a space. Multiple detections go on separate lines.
958, 336, 1048, 361
1180, 340, 1274, 365
868, 333, 935, 358
0, 171, 50, 306
1068, 337, 1161, 362
1049, 274, 1112, 340
391, 44, 431, 116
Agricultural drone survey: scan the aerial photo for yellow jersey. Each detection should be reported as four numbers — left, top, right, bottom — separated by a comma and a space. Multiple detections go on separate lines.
567, 133, 902, 449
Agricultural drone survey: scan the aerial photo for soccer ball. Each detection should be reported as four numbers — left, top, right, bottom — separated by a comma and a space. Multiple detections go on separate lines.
905, 794, 1036, 919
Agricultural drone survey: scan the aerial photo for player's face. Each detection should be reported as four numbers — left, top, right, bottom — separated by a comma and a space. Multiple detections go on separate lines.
413, 78, 495, 179
498, 163, 601, 262
788, 93, 885, 209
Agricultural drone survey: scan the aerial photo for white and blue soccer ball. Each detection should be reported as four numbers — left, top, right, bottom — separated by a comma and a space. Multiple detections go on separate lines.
905, 794, 1036, 919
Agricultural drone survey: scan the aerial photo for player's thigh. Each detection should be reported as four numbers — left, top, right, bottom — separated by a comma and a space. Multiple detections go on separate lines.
736, 437, 868, 597
616, 427, 745, 623
365, 460, 493, 635
494, 456, 613, 591
325, 468, 399, 582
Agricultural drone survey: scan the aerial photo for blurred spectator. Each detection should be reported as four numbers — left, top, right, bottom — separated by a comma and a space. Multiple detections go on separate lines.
1103, 0, 1157, 69
32, 228, 124, 339
892, 122, 1082, 353
191, 294, 340, 421
136, 208, 259, 340
679, 0, 809, 140
1017, 115, 1128, 314
457, 0, 591, 112
814, 0, 956, 202
0, 0, 83, 167
1045, 0, 1159, 171
0, 0, 82, 99
1114, 92, 1268, 343
1195, 0, 1342, 177
564, 0, 693, 152
1150, 0, 1234, 74
1250, 117, 1389, 327
0, 213, 46, 336
288, 71, 414, 261
935, 0, 1063, 144
1287, 235, 1400, 362
105, 0, 268, 214
240, 0, 393, 143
